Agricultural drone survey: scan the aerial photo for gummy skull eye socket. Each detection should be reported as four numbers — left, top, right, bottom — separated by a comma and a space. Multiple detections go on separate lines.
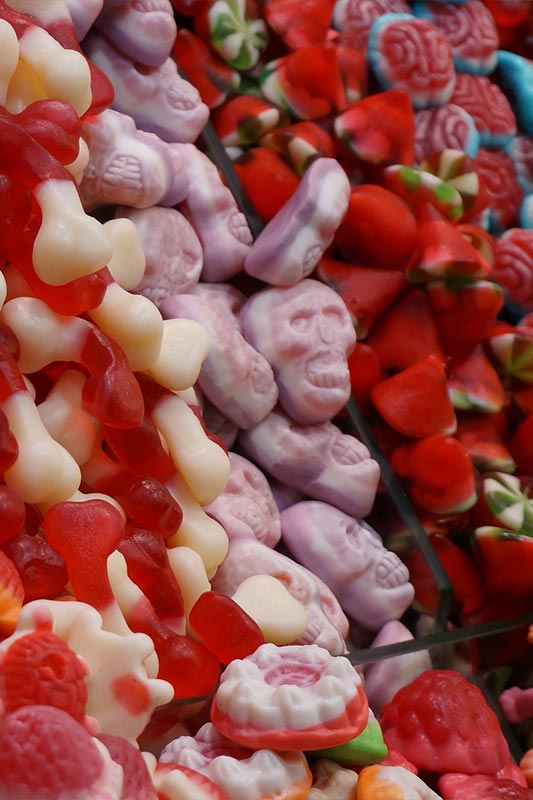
289, 310, 314, 333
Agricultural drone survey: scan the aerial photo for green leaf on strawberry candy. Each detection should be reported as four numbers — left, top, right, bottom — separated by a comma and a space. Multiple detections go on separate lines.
313, 717, 388, 766
371, 354, 456, 439
447, 346, 508, 413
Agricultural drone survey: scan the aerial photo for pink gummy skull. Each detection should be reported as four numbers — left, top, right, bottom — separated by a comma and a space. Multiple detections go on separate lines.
116, 206, 203, 304
205, 452, 282, 548
280, 501, 414, 629
212, 537, 349, 655
96, 0, 177, 67
241, 279, 356, 425
239, 406, 380, 519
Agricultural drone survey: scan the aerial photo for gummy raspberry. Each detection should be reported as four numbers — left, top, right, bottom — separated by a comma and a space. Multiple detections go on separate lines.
380, 670, 510, 774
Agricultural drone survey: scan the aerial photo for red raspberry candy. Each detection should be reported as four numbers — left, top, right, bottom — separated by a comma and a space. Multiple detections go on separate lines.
493, 228, 533, 308
380, 670, 511, 775
1, 630, 88, 722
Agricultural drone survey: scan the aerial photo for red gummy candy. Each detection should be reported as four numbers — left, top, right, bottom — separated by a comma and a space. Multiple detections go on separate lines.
474, 147, 524, 232
0, 486, 25, 545
264, 0, 335, 50
1, 630, 87, 722
15, 100, 82, 167
423, 0, 498, 75
103, 419, 177, 485
380, 670, 511, 774
154, 633, 221, 700
115, 479, 183, 541
189, 591, 265, 663
173, 29, 239, 109
450, 74, 516, 147
439, 772, 533, 799
0, 706, 112, 797
2, 533, 68, 602
493, 228, 533, 308
233, 147, 300, 223
96, 733, 158, 800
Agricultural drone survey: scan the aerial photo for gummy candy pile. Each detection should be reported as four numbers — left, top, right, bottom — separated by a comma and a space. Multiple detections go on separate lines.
0, 0, 530, 799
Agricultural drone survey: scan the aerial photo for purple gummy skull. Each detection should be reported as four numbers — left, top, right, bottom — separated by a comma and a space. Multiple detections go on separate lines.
244, 158, 350, 286
80, 109, 188, 209
96, 0, 177, 67
239, 407, 379, 518
84, 32, 209, 144
241, 279, 356, 425
362, 621, 431, 715
204, 452, 282, 548
178, 144, 253, 281
116, 206, 203, 304
211, 537, 349, 655
280, 501, 414, 629
160, 293, 278, 429
65, 0, 104, 39
194, 283, 247, 331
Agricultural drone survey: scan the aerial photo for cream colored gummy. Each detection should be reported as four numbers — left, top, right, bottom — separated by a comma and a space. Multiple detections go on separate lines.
153, 395, 230, 506
33, 181, 113, 286
154, 766, 220, 800
103, 218, 146, 291
308, 759, 358, 800
38, 369, 97, 466
0, 270, 7, 311
89, 282, 163, 372
17, 27, 91, 115
3, 391, 81, 504
0, 20, 19, 107
232, 575, 308, 645
65, 137, 90, 185
1, 600, 173, 742
0, 297, 88, 373
166, 546, 211, 628
143, 318, 212, 392
358, 766, 443, 800
166, 474, 229, 578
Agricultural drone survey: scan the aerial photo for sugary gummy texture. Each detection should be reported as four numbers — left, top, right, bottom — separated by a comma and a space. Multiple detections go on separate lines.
1, 630, 87, 722
96, 733, 158, 800
0, 706, 106, 797
380, 670, 511, 775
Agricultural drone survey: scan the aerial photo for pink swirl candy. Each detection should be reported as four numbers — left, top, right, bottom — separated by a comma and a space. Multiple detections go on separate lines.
493, 228, 533, 308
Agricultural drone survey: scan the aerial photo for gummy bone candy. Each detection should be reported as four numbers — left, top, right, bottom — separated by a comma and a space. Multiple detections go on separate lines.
210, 643, 369, 751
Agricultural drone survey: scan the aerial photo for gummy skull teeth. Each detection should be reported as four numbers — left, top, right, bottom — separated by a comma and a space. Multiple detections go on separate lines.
210, 643, 368, 750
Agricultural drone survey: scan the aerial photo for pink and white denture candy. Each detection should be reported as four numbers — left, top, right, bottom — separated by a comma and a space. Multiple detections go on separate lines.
241, 279, 356, 425
239, 407, 379, 519
160, 293, 278, 429
210, 642, 368, 751
244, 158, 350, 286
280, 501, 414, 630
160, 722, 312, 800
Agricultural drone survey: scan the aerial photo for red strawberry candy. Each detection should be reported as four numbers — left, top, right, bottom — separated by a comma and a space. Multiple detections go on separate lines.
450, 74, 517, 148
347, 343, 386, 413
0, 705, 123, 798
439, 772, 533, 800
263, 0, 335, 50
427, 280, 503, 361
333, 89, 415, 166
455, 414, 515, 474
416, 0, 498, 76
260, 121, 335, 175
447, 346, 508, 413
391, 435, 477, 514
367, 288, 445, 370
368, 15, 456, 109
334, 184, 417, 269
172, 29, 240, 109
233, 147, 300, 223
380, 670, 511, 775
212, 95, 287, 147
371, 355, 456, 439
493, 228, 533, 309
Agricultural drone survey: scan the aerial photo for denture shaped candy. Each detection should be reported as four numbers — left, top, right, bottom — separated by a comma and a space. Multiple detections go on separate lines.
154, 763, 229, 800
177, 143, 253, 282
244, 160, 350, 286
356, 765, 442, 799
205, 452, 282, 548
96, 0, 176, 67
241, 279, 355, 424
210, 643, 368, 751
413, 0, 498, 75
239, 407, 379, 519
368, 14, 456, 108
0, 705, 124, 800
85, 32, 209, 145
116, 206, 203, 304
212, 537, 349, 656
160, 293, 278, 429
280, 501, 414, 630
80, 109, 189, 210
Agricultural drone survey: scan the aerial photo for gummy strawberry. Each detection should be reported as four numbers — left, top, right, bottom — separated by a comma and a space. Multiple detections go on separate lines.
233, 147, 300, 223
212, 95, 286, 147
372, 355, 456, 439
172, 29, 240, 109
391, 435, 477, 514
263, 0, 335, 50
455, 414, 515, 474
447, 346, 508, 413
260, 121, 335, 175
474, 526, 533, 600
380, 670, 511, 774
347, 343, 386, 414
367, 288, 445, 370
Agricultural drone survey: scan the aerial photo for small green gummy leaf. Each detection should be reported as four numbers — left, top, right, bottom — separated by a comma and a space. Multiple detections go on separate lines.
312, 719, 388, 766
